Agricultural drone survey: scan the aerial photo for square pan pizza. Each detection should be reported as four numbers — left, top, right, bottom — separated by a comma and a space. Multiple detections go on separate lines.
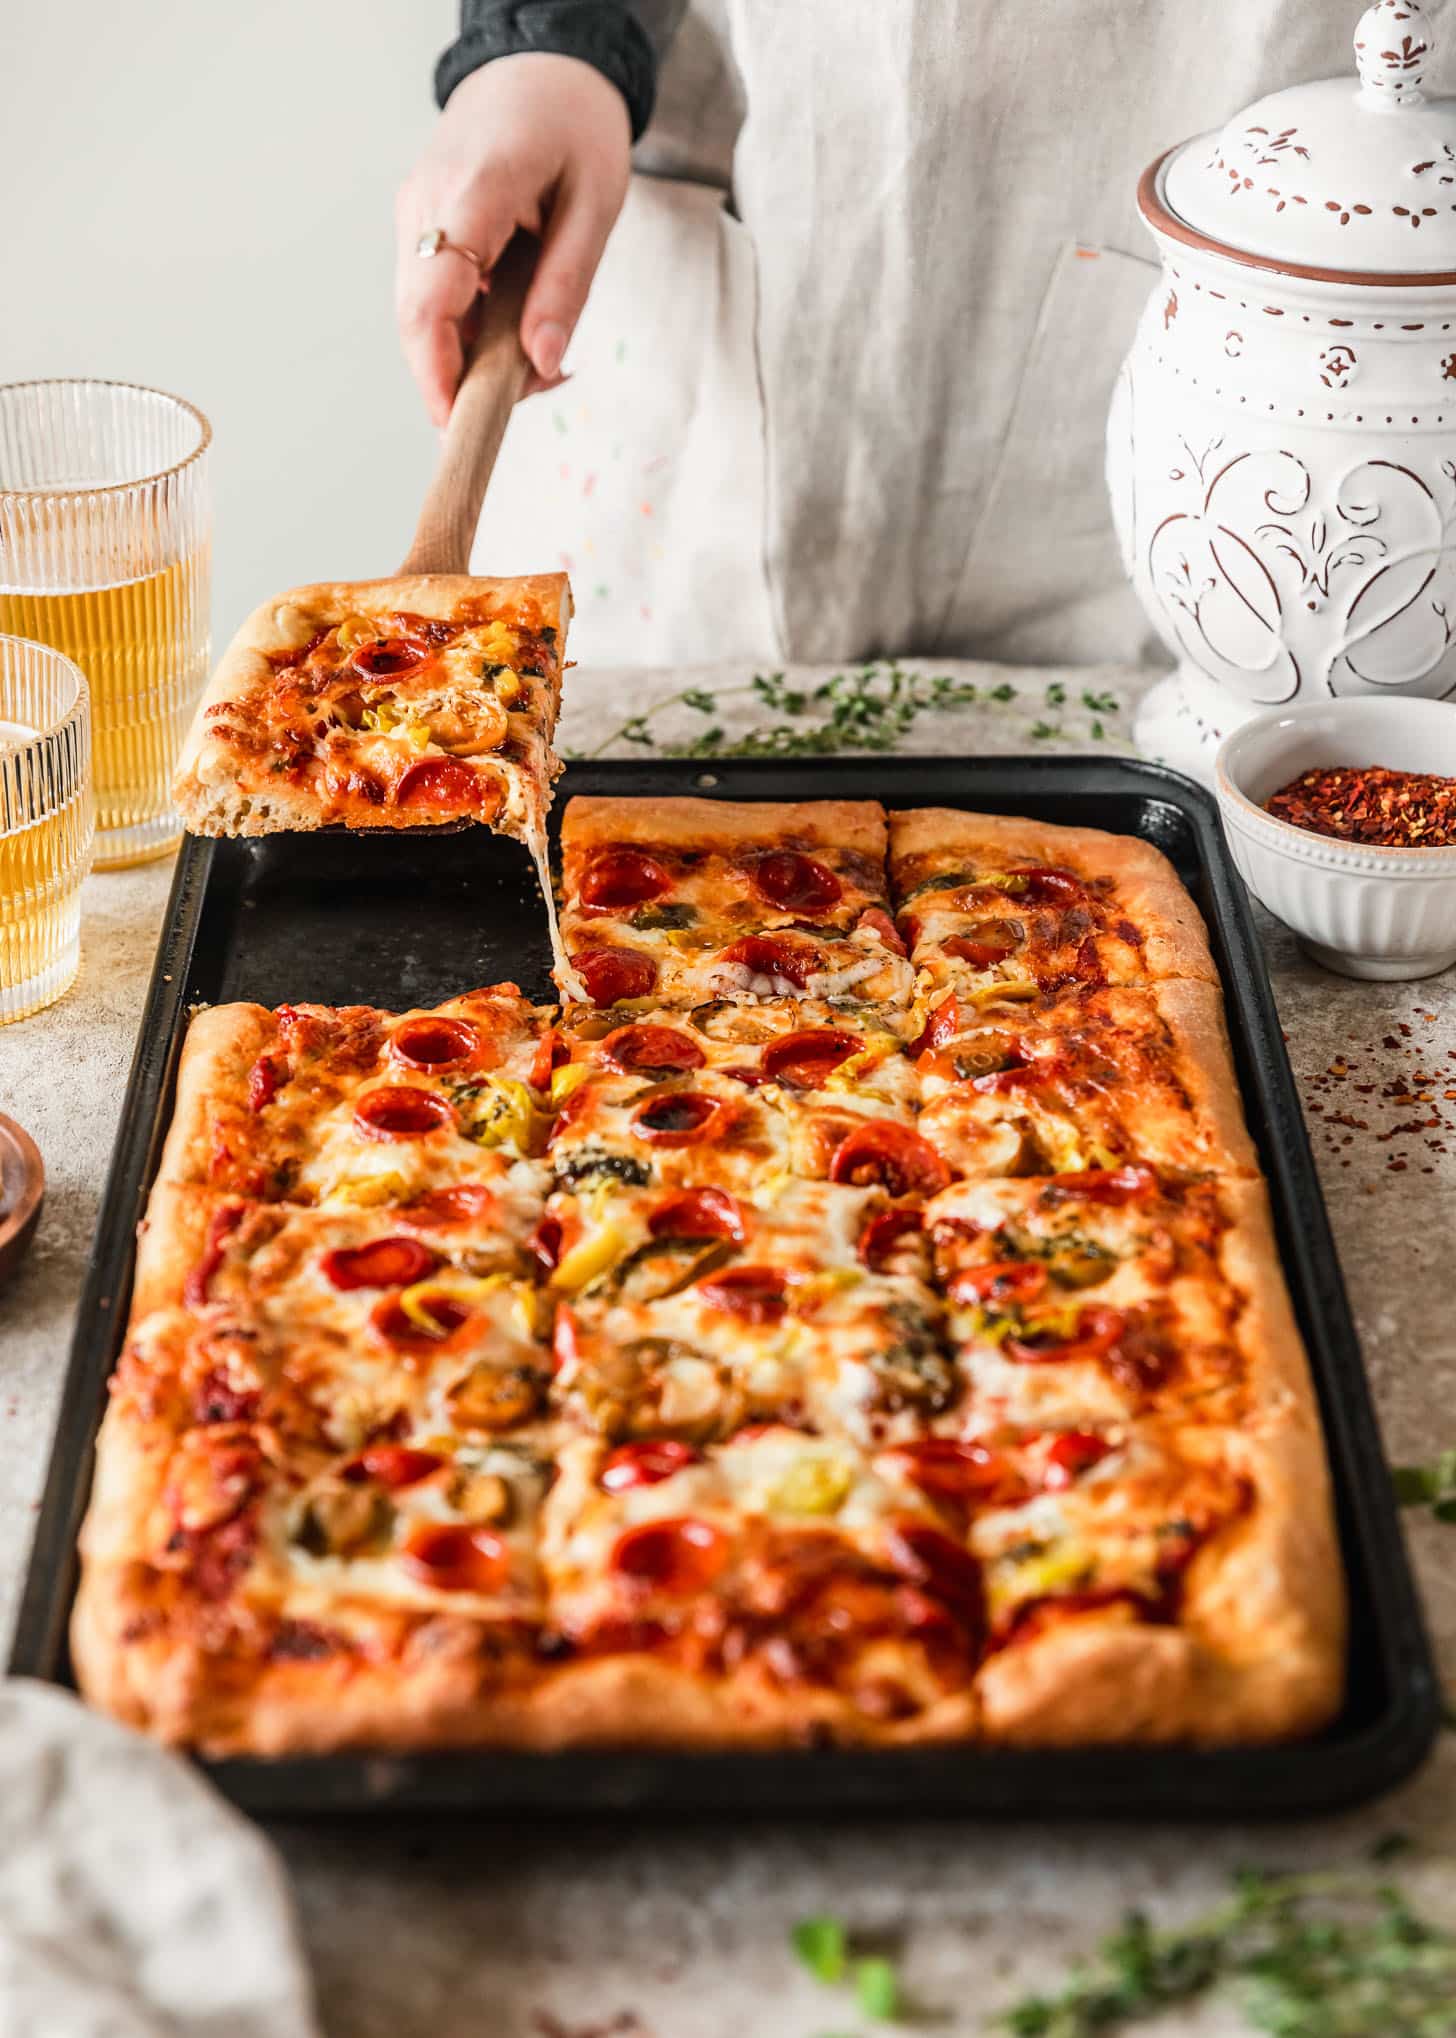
72, 799, 1345, 1755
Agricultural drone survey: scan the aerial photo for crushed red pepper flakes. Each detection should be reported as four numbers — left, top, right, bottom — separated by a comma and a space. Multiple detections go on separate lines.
1266, 764, 1456, 847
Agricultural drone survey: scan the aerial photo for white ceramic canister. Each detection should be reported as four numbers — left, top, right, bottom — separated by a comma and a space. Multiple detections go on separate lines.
1108, 0, 1456, 784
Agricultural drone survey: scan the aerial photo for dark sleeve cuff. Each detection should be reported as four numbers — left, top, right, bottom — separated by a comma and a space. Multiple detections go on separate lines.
435, 3, 659, 142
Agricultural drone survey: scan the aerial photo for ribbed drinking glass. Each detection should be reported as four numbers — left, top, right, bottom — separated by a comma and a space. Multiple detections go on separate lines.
0, 381, 210, 869
0, 636, 92, 1022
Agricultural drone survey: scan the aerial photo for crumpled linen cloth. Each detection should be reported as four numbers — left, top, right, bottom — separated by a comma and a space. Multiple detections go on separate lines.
0, 1680, 318, 2038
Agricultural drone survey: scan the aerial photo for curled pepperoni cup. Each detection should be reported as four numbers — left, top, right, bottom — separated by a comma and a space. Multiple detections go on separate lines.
943, 920, 1023, 967
761, 1027, 859, 1091
320, 1237, 439, 1291
969, 1048, 1043, 1094
858, 1204, 924, 1272
883, 1519, 983, 1624
648, 1187, 747, 1245
397, 1183, 500, 1230
751, 850, 843, 916
354, 1086, 455, 1139
401, 1522, 510, 1594
1042, 1432, 1113, 1490
856, 905, 907, 956
630, 1090, 727, 1147
600, 1440, 703, 1492
395, 756, 498, 814
1009, 866, 1084, 904
351, 635, 429, 679
602, 1023, 705, 1076
247, 1053, 284, 1113
693, 1264, 788, 1325
370, 1291, 474, 1350
948, 1259, 1048, 1308
570, 945, 659, 1006
889, 1440, 1014, 1505
341, 1444, 443, 1489
610, 1517, 728, 1594
1005, 1304, 1127, 1366
580, 847, 672, 911
1043, 1163, 1158, 1205
828, 1121, 952, 1198
716, 934, 816, 989
389, 1015, 481, 1072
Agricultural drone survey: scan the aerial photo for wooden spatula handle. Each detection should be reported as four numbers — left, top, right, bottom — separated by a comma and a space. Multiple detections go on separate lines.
398, 233, 535, 578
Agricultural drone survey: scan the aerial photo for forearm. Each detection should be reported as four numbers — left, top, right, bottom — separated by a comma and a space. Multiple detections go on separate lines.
436, 2, 681, 141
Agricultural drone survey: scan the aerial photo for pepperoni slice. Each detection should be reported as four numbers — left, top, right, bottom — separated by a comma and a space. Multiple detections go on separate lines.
401, 1522, 509, 1593
858, 1205, 924, 1272
528, 1028, 569, 1091
351, 636, 429, 679
856, 905, 907, 956
397, 1183, 500, 1230
943, 920, 1022, 968
949, 1259, 1049, 1307
829, 1121, 951, 1197
371, 1292, 473, 1350
693, 1264, 788, 1325
600, 1440, 703, 1492
630, 1090, 727, 1146
611, 1517, 728, 1594
1042, 1432, 1113, 1490
395, 757, 495, 812
648, 1187, 747, 1244
530, 1213, 565, 1275
354, 1086, 455, 1138
342, 1444, 443, 1489
1004, 1304, 1127, 1366
602, 1023, 705, 1076
717, 934, 816, 990
1044, 1163, 1158, 1205
320, 1236, 439, 1291
571, 945, 659, 1005
580, 847, 672, 910
389, 1016, 481, 1072
761, 1027, 859, 1091
910, 994, 964, 1058
1009, 866, 1084, 904
751, 851, 842, 915
883, 1520, 983, 1624
890, 1440, 1017, 1505
247, 1053, 283, 1112
969, 1050, 1044, 1094
183, 1204, 245, 1310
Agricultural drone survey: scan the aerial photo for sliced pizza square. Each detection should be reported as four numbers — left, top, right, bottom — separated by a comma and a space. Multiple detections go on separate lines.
540, 1178, 951, 1448
911, 982, 1259, 1182
556, 796, 914, 1010
535, 1427, 982, 1742
158, 987, 556, 1213
889, 807, 1215, 1014
174, 573, 570, 842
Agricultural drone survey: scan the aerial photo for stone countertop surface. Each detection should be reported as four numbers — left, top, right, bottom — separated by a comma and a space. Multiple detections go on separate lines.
2, 659, 1455, 2038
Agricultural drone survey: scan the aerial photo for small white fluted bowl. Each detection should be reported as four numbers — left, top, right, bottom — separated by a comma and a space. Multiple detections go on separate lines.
1214, 698, 1456, 981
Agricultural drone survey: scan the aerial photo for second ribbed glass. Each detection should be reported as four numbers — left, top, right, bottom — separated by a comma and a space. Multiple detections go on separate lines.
0, 381, 210, 869
0, 636, 92, 1022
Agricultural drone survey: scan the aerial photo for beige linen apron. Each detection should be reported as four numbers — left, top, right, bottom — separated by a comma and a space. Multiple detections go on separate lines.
473, 0, 1387, 670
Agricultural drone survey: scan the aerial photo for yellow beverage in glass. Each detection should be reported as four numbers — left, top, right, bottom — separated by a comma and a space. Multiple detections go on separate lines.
0, 383, 210, 870
0, 638, 93, 1023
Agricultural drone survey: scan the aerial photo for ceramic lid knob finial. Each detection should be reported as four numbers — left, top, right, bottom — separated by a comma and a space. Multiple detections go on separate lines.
1355, 0, 1433, 108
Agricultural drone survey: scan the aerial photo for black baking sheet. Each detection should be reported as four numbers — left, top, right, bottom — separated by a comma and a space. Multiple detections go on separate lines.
9, 756, 1440, 1817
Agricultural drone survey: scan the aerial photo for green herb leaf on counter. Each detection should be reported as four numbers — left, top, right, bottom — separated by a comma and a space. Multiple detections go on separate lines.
1045, 681, 1067, 708
1392, 1450, 1456, 1517
1090, 721, 1105, 741
682, 689, 717, 714
793, 1915, 849, 1984
995, 1864, 1456, 2038
1029, 720, 1060, 741
855, 1956, 901, 2021
1081, 689, 1119, 715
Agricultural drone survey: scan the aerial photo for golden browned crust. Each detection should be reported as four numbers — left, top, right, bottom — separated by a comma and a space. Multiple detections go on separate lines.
173, 573, 570, 838
562, 794, 888, 862
152, 1003, 275, 1192
1153, 979, 1261, 1175
889, 806, 1217, 982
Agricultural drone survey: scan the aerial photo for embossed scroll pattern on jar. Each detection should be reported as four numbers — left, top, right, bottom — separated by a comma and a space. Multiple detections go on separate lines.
1108, 1, 1456, 782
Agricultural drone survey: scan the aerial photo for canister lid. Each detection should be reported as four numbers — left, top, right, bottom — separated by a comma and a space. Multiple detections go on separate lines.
1159, 1, 1456, 279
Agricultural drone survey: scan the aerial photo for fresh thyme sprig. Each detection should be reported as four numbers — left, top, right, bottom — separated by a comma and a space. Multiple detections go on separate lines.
1393, 1451, 1456, 1521
573, 662, 1012, 761
997, 1861, 1456, 2038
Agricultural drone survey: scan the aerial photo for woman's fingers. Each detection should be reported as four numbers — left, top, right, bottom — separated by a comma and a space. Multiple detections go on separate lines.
523, 170, 623, 385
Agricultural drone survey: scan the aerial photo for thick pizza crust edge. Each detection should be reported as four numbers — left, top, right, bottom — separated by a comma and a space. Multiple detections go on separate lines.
1151, 979, 1261, 1175
152, 1002, 278, 1191
173, 573, 570, 838
561, 795, 890, 863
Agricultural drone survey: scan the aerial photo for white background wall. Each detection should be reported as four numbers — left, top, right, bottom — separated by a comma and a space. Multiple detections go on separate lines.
4, 0, 458, 650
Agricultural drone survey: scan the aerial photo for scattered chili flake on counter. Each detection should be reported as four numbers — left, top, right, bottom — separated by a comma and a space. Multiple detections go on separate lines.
1265, 764, 1456, 847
